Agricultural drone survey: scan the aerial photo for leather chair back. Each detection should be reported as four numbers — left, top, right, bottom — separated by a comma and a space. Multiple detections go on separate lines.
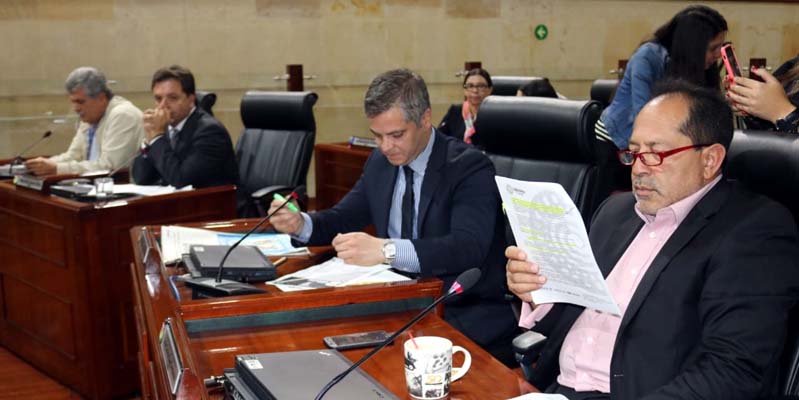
590, 79, 618, 109
236, 91, 318, 217
195, 91, 217, 116
725, 130, 799, 397
476, 96, 606, 224
491, 76, 548, 96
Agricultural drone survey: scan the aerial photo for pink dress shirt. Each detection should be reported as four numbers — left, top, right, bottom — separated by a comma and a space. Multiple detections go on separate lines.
518, 175, 722, 393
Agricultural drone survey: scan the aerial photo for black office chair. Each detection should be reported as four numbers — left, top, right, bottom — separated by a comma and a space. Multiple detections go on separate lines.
476, 96, 609, 225
726, 129, 799, 399
235, 91, 318, 218
590, 79, 619, 109
491, 76, 549, 96
195, 91, 217, 116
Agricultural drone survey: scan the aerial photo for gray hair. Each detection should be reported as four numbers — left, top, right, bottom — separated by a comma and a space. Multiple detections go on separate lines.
64, 67, 112, 98
364, 68, 430, 126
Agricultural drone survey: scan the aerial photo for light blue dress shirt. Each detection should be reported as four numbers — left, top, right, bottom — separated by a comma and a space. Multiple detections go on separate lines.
295, 129, 436, 273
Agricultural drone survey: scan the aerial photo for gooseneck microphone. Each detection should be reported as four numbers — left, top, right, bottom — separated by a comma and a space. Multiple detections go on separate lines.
314, 268, 482, 400
183, 186, 306, 297
12, 130, 52, 165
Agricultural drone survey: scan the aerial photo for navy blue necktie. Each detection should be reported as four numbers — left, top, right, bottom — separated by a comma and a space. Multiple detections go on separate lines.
401, 165, 415, 239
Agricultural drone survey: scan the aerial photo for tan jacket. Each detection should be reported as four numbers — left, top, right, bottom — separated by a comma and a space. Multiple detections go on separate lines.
50, 95, 144, 175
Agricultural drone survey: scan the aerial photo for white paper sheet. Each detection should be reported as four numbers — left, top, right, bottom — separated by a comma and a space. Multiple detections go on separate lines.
159, 225, 310, 264
496, 176, 621, 316
507, 394, 569, 400
270, 257, 410, 292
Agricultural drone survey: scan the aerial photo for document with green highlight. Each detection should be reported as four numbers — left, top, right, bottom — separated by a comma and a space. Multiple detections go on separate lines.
495, 176, 621, 316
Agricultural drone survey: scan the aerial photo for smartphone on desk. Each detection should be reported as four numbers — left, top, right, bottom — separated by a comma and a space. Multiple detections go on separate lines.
721, 43, 742, 82
323, 330, 391, 350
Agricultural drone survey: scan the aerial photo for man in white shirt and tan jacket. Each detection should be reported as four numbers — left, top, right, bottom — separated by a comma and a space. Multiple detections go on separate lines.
25, 67, 144, 176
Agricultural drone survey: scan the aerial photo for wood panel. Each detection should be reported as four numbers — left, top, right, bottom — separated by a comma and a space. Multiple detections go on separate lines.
0, 181, 237, 400
313, 143, 371, 210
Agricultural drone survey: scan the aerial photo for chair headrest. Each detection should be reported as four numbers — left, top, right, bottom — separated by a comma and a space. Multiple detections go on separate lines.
240, 91, 318, 131
491, 76, 547, 96
195, 91, 217, 116
590, 79, 618, 108
726, 129, 799, 223
475, 96, 602, 163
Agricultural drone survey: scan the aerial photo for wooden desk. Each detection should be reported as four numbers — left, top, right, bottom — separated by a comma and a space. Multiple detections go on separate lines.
0, 182, 236, 399
313, 143, 371, 210
131, 220, 536, 399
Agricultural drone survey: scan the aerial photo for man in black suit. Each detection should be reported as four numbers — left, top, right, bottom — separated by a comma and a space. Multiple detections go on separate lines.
132, 65, 237, 188
506, 81, 799, 399
269, 69, 518, 364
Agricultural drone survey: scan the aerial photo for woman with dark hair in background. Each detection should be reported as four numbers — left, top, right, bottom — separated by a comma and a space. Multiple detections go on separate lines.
595, 5, 728, 150
727, 55, 799, 134
439, 68, 492, 145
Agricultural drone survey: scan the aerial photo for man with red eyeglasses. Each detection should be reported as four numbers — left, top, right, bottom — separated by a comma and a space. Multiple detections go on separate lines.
506, 80, 799, 399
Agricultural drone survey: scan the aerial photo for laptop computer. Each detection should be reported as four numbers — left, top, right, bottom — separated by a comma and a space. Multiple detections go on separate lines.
226, 349, 398, 399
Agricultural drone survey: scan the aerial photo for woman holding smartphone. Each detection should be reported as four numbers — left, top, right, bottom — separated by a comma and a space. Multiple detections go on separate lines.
727, 56, 799, 134
595, 5, 728, 150
439, 68, 493, 145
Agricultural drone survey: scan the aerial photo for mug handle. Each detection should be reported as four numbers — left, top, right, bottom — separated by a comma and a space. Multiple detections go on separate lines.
450, 346, 472, 382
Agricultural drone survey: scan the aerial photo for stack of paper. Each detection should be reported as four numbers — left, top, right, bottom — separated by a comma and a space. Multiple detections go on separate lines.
160, 225, 310, 264
270, 257, 410, 292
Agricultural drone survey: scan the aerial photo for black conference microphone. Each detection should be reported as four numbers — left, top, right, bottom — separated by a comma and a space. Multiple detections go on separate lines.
8, 131, 53, 175
183, 186, 306, 297
314, 268, 482, 400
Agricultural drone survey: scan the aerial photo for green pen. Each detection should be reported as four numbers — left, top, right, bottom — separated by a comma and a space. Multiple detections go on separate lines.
273, 193, 299, 212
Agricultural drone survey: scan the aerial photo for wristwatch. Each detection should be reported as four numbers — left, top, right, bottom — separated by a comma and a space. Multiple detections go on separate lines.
382, 240, 396, 265
775, 108, 799, 133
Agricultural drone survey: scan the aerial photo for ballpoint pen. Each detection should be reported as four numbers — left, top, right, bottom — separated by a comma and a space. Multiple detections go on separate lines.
273, 193, 299, 212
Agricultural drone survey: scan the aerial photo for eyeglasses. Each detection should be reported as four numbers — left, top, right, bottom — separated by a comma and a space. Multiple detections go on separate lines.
616, 144, 711, 166
463, 83, 490, 91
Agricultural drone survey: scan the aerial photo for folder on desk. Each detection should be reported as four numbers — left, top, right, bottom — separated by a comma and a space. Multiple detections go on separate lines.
225, 349, 398, 399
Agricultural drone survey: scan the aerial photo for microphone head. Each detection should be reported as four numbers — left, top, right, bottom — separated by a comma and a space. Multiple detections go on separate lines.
448, 268, 482, 295
43, 130, 52, 138
291, 185, 307, 198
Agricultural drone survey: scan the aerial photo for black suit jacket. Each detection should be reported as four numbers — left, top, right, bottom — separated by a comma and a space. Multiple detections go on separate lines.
306, 131, 516, 348
530, 180, 799, 399
132, 108, 238, 188
438, 103, 486, 147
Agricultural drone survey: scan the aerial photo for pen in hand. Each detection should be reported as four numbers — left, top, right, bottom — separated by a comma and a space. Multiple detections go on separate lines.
273, 193, 299, 212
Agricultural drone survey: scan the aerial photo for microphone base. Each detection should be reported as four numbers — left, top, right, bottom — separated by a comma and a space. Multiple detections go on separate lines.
183, 277, 266, 299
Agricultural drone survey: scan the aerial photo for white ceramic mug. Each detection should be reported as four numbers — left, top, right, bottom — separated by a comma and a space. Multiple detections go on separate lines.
404, 336, 472, 400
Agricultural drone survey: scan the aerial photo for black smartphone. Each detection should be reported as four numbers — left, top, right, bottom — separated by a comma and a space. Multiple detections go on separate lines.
323, 330, 390, 350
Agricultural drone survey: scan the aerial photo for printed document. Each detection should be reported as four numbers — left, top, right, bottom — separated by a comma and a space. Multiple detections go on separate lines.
160, 225, 309, 264
270, 257, 410, 292
495, 176, 620, 315
507, 394, 568, 400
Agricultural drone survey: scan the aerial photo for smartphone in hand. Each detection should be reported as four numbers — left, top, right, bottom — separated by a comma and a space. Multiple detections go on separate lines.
323, 330, 391, 350
721, 43, 742, 82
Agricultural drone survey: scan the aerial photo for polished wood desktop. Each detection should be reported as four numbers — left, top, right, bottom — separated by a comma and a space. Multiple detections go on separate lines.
0, 181, 236, 399
131, 219, 537, 399
313, 142, 371, 210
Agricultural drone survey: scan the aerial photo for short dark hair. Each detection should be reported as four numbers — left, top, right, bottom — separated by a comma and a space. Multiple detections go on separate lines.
650, 79, 733, 151
462, 68, 493, 87
151, 65, 195, 96
517, 78, 558, 98
364, 69, 430, 126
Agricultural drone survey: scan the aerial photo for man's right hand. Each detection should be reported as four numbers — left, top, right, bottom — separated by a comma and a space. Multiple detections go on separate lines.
142, 107, 170, 142
268, 198, 303, 235
506, 246, 547, 304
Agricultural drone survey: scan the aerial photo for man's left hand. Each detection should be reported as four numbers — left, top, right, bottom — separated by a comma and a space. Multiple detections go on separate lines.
24, 157, 57, 176
332, 232, 385, 266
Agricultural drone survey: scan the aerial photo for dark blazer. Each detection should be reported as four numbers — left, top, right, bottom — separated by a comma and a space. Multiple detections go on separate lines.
530, 179, 799, 399
306, 130, 517, 351
438, 104, 466, 141
132, 108, 238, 188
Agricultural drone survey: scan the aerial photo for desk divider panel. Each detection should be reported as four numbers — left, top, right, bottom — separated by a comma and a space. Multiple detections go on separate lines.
184, 296, 435, 334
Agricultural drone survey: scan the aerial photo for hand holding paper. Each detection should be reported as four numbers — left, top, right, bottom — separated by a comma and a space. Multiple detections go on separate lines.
496, 176, 621, 316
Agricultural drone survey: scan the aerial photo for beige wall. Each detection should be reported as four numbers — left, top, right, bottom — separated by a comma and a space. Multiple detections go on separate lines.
1, 0, 798, 194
